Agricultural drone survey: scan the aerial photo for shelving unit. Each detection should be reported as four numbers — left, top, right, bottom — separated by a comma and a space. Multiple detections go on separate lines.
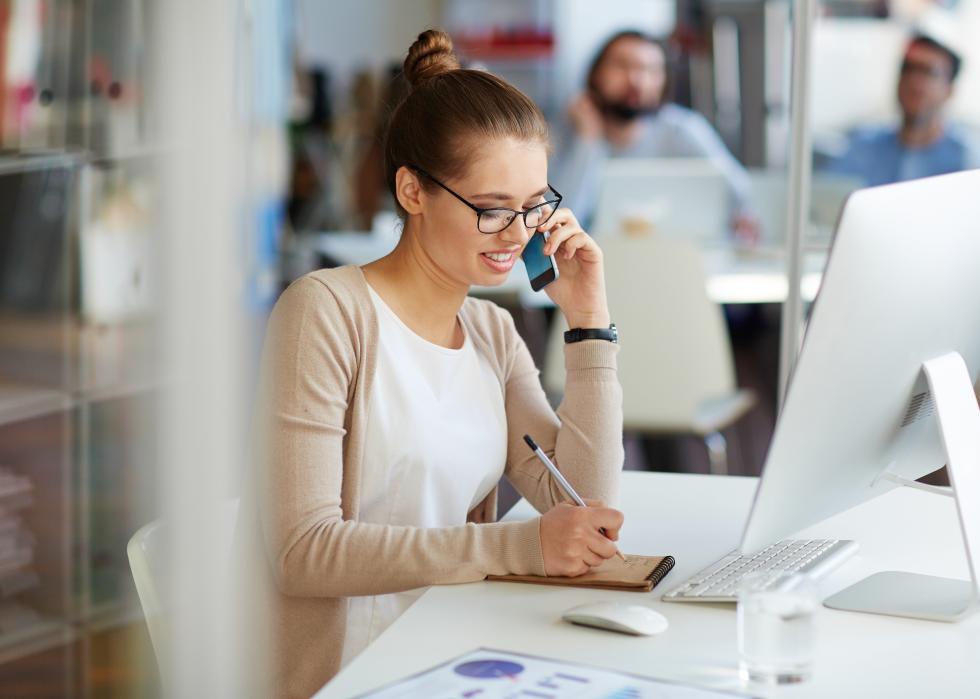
0, 382, 73, 427
0, 173, 162, 696
0, 618, 75, 665
0, 146, 78, 694
0, 1, 161, 696
0, 407, 73, 689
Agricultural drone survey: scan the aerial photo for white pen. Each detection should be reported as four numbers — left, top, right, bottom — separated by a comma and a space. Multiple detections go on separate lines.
523, 434, 627, 562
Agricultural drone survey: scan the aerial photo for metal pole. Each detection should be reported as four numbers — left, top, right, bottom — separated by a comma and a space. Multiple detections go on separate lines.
778, 0, 816, 408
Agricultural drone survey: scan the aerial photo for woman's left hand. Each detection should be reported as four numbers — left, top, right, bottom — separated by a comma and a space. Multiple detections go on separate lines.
536, 208, 610, 329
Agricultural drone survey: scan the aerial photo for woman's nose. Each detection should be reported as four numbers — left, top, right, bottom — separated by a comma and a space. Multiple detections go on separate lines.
498, 216, 533, 246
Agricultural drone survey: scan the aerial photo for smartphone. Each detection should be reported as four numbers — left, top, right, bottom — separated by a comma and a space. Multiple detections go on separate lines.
521, 231, 559, 291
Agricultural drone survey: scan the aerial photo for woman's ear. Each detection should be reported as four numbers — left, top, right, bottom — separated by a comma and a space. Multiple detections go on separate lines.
395, 166, 425, 215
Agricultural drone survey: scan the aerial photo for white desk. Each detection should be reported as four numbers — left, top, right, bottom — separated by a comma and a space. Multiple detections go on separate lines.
286, 233, 827, 306
316, 472, 980, 698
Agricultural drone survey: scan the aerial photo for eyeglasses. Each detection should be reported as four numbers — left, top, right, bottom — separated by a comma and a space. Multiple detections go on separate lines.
900, 59, 949, 81
411, 166, 562, 234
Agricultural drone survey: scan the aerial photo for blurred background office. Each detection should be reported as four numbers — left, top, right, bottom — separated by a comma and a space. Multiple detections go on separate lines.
0, 0, 978, 696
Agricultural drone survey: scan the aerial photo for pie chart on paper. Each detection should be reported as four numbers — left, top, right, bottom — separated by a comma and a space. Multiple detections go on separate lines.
453, 659, 525, 680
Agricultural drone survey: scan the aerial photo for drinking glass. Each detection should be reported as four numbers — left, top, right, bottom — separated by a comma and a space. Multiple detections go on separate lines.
737, 571, 817, 684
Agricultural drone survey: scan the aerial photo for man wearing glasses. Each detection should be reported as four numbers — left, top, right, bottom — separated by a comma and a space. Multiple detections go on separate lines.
825, 33, 980, 186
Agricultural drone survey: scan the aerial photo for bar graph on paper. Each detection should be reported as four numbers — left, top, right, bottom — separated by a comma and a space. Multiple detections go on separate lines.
354, 649, 751, 699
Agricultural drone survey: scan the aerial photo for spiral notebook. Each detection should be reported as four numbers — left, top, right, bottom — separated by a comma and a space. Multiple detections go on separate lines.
487, 554, 675, 592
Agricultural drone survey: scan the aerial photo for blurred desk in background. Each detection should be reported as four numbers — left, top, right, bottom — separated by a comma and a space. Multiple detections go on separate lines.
283, 232, 827, 306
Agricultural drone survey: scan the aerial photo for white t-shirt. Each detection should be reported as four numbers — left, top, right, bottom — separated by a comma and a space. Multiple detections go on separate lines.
340, 285, 508, 665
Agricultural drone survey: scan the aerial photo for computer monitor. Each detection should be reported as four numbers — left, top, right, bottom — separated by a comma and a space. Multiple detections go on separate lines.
746, 169, 861, 246
592, 159, 730, 243
739, 170, 980, 620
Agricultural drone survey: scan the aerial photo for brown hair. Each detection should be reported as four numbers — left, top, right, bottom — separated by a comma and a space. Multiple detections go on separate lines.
907, 33, 962, 82
384, 29, 549, 213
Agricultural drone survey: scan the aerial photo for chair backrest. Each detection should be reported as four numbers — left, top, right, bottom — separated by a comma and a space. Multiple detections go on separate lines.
543, 235, 736, 431
127, 499, 240, 676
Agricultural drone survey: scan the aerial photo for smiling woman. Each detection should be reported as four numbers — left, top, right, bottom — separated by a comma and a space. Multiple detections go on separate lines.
238, 29, 625, 698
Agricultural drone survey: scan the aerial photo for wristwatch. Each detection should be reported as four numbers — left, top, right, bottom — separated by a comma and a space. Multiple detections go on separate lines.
564, 323, 618, 344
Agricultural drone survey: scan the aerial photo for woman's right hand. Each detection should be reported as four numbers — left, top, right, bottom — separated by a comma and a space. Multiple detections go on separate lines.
539, 500, 624, 577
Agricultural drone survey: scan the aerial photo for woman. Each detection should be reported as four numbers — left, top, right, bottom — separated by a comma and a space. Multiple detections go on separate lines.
246, 30, 625, 698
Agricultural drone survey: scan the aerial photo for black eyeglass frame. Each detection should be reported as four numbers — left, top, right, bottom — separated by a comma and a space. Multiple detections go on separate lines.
900, 58, 952, 82
410, 166, 563, 234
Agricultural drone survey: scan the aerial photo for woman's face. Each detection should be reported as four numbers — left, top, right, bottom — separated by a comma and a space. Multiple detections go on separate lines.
410, 137, 551, 288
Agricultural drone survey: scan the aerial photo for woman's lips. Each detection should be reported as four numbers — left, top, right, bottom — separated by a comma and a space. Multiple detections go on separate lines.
480, 251, 517, 273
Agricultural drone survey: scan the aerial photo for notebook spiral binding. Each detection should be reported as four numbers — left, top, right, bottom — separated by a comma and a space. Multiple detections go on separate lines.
644, 556, 676, 588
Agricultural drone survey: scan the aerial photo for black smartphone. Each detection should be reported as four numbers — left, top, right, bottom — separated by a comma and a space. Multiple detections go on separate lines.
521, 231, 559, 291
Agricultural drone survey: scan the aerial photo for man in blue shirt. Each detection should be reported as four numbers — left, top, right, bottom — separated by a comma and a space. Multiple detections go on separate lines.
550, 30, 755, 238
826, 34, 980, 186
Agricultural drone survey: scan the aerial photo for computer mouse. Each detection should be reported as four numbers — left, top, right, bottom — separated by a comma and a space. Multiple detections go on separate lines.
562, 602, 669, 636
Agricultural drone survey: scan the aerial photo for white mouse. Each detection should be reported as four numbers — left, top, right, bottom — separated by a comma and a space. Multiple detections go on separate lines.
562, 602, 669, 636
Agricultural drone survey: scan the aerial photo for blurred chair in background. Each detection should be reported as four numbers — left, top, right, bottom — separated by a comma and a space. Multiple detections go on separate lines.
127, 499, 241, 682
543, 236, 755, 475
126, 518, 167, 677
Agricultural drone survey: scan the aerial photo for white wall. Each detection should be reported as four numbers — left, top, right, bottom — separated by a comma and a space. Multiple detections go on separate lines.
811, 11, 980, 136
946, 1, 980, 128
294, 0, 675, 119
294, 0, 443, 81
810, 18, 908, 133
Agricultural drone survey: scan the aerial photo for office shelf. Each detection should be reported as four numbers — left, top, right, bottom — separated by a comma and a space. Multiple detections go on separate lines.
88, 143, 170, 167
0, 382, 72, 428
0, 3, 160, 693
86, 599, 143, 633
81, 390, 159, 620
0, 152, 84, 176
73, 321, 162, 404
79, 376, 165, 405
0, 618, 74, 665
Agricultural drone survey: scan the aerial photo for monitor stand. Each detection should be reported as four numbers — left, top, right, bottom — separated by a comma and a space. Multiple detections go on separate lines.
824, 351, 980, 622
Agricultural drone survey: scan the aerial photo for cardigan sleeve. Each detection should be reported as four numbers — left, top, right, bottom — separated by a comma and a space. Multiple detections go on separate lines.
497, 308, 624, 512
256, 276, 547, 599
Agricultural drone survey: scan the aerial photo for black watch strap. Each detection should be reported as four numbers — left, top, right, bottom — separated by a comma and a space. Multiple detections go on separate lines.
564, 323, 618, 344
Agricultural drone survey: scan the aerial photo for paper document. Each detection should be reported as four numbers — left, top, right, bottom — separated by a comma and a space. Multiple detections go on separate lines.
354, 648, 752, 698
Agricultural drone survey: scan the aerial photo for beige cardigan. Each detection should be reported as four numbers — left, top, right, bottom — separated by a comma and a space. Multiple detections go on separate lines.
239, 266, 623, 698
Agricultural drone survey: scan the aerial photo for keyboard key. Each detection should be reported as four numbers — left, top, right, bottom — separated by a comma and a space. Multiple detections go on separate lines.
662, 539, 858, 603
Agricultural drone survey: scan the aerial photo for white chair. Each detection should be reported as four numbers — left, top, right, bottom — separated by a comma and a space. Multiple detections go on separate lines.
127, 499, 240, 676
543, 236, 755, 474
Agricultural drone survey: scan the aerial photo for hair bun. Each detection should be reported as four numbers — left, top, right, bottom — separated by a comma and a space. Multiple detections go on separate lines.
403, 29, 460, 87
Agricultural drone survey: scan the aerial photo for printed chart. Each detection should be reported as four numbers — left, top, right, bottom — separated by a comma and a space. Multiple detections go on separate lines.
355, 649, 751, 699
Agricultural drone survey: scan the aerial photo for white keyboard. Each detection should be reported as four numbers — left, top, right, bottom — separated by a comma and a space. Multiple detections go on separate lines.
662, 538, 858, 602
